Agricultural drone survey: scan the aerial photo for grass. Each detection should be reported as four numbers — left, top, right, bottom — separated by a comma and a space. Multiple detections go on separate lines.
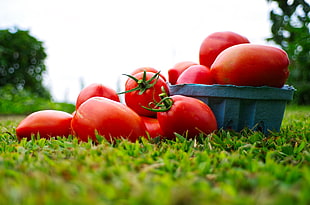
0, 85, 75, 115
0, 105, 309, 205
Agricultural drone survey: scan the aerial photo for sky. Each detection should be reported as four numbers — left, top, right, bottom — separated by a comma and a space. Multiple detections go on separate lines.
0, 0, 275, 103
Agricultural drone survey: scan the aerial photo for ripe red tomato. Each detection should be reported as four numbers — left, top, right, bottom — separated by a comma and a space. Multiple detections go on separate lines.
168, 61, 198, 85
156, 95, 217, 139
75, 83, 120, 109
16, 110, 73, 140
210, 44, 290, 87
71, 97, 146, 142
141, 116, 163, 139
124, 71, 169, 117
176, 64, 215, 85
131, 67, 167, 81
199, 31, 250, 68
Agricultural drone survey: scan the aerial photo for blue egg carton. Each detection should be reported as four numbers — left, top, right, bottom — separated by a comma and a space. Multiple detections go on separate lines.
168, 84, 295, 134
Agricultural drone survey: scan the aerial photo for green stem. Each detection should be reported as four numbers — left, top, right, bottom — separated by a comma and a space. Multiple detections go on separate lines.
118, 71, 161, 95
141, 86, 173, 112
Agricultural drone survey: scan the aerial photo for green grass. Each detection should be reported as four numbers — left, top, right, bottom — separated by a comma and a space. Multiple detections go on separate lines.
0, 105, 309, 205
0, 85, 75, 115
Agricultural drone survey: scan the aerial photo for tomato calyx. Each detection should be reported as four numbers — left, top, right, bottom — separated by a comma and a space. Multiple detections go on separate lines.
142, 87, 173, 112
119, 71, 161, 95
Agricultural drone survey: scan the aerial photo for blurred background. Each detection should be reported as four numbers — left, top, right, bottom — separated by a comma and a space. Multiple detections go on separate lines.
0, 0, 309, 109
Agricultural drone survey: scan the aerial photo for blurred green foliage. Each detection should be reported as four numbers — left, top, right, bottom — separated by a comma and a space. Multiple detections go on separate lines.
0, 28, 51, 99
266, 0, 310, 104
0, 85, 75, 115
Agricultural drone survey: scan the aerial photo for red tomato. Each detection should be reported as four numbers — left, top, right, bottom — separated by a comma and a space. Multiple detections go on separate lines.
199, 31, 250, 68
168, 61, 198, 85
16, 110, 73, 140
157, 95, 217, 139
75, 83, 120, 109
141, 116, 163, 138
210, 44, 290, 87
176, 64, 215, 85
131, 67, 167, 81
124, 71, 169, 117
71, 97, 146, 142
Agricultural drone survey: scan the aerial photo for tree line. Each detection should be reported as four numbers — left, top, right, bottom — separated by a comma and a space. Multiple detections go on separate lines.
0, 28, 51, 99
267, 0, 309, 104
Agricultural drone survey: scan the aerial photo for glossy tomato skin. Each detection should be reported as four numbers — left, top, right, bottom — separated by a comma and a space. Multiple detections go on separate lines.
131, 67, 167, 81
157, 95, 217, 140
141, 116, 164, 139
75, 83, 120, 109
176, 64, 215, 85
199, 31, 250, 68
168, 61, 198, 85
71, 97, 146, 142
16, 110, 73, 140
124, 71, 169, 117
210, 44, 290, 87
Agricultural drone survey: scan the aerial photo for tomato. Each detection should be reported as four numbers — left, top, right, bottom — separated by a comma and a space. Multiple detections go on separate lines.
141, 116, 163, 138
199, 31, 250, 68
210, 44, 290, 87
71, 97, 146, 142
75, 83, 120, 109
123, 71, 169, 117
176, 64, 215, 85
168, 61, 198, 85
131, 67, 167, 81
16, 110, 73, 140
155, 95, 217, 139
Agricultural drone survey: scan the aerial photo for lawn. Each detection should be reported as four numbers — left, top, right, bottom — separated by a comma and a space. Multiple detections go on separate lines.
0, 105, 309, 205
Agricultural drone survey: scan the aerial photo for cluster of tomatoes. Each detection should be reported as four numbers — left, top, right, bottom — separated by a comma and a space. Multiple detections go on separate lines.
16, 31, 290, 142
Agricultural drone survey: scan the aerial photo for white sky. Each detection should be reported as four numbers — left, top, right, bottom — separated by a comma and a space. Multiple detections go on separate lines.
0, 0, 274, 103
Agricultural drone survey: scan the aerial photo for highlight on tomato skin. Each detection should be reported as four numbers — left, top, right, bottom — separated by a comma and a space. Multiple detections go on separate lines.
140, 116, 164, 139
168, 61, 198, 85
75, 83, 120, 110
16, 110, 73, 140
130, 67, 167, 82
145, 94, 218, 140
176, 64, 215, 85
71, 97, 147, 143
199, 31, 250, 68
210, 44, 290, 88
